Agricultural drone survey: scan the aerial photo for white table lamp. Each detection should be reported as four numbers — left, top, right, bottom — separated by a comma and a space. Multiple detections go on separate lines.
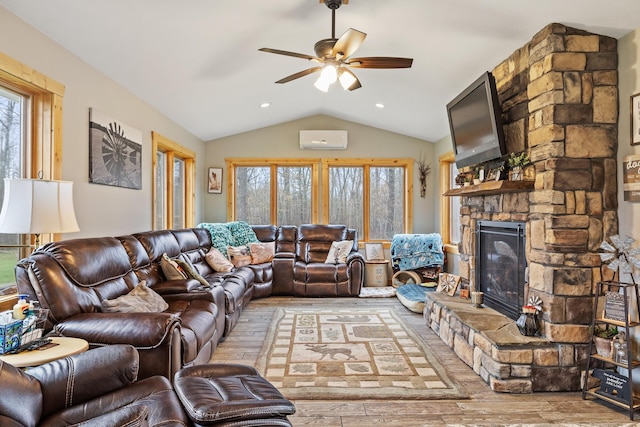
0, 178, 79, 247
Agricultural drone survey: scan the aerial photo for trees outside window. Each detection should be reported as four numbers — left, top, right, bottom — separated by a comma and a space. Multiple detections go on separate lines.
230, 160, 317, 226
323, 159, 411, 242
0, 87, 25, 294
226, 158, 412, 242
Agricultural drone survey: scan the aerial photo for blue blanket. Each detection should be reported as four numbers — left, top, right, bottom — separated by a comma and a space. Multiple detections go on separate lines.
390, 233, 444, 271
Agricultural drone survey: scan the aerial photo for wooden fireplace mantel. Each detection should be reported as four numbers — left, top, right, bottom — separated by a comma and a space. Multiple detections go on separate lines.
444, 180, 534, 197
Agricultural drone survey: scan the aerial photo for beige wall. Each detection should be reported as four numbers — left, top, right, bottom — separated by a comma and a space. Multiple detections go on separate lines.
618, 29, 640, 360
0, 8, 206, 238
618, 29, 640, 276
203, 114, 438, 234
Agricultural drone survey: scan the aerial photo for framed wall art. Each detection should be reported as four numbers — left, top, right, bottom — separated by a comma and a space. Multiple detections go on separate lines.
631, 93, 640, 146
208, 167, 223, 194
365, 243, 384, 261
89, 108, 142, 189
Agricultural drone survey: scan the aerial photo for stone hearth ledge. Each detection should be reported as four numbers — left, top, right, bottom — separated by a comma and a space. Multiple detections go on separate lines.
423, 292, 585, 394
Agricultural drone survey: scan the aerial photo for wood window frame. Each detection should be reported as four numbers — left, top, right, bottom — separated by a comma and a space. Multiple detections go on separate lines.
225, 158, 320, 223
321, 158, 413, 244
0, 53, 65, 310
152, 131, 196, 229
439, 152, 459, 255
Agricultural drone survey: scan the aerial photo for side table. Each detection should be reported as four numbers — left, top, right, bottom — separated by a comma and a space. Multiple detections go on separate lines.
0, 337, 89, 368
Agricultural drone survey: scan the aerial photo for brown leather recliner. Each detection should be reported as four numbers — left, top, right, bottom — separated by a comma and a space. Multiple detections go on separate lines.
0, 344, 296, 427
293, 224, 364, 296
0, 344, 190, 426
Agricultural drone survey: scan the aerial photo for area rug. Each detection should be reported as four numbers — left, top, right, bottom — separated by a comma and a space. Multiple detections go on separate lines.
255, 307, 467, 400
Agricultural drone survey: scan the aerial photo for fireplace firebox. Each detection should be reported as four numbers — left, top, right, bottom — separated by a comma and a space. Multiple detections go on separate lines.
475, 220, 526, 320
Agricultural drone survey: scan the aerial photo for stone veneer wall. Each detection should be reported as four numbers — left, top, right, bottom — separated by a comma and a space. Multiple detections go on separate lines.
439, 23, 619, 392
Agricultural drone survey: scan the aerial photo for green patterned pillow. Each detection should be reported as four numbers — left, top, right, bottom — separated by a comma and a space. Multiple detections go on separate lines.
197, 222, 233, 256
226, 221, 259, 246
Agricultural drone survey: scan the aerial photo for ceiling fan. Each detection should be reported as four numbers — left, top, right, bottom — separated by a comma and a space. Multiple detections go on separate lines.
259, 0, 413, 91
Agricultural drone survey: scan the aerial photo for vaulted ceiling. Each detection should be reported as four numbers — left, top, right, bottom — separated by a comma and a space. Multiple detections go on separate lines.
2, 0, 640, 142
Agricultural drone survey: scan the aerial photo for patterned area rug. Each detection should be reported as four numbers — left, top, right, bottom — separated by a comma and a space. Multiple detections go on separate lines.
256, 307, 467, 400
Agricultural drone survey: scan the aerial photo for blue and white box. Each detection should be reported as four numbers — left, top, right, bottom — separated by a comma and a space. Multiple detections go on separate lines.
0, 319, 23, 354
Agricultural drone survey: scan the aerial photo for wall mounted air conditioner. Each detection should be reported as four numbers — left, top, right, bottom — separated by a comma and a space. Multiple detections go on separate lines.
299, 130, 348, 150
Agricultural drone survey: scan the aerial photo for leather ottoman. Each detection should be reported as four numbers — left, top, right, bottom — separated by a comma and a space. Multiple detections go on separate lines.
173, 363, 295, 426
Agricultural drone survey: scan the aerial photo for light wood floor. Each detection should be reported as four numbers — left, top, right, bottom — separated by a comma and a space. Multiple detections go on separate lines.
211, 296, 636, 426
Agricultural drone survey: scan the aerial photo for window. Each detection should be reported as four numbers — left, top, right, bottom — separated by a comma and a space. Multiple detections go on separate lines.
152, 132, 195, 229
440, 152, 460, 253
227, 158, 411, 241
322, 159, 413, 242
227, 159, 319, 226
0, 53, 65, 302
0, 87, 26, 295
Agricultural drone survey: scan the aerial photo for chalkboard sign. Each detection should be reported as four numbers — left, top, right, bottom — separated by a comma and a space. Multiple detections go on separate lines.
623, 154, 640, 202
593, 368, 632, 404
604, 291, 627, 322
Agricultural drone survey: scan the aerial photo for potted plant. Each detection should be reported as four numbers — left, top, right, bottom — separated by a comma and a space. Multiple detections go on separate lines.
592, 325, 618, 358
508, 152, 530, 181
473, 168, 481, 185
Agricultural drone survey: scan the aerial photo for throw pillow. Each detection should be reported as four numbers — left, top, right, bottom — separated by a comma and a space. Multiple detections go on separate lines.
227, 221, 259, 247
249, 241, 275, 264
227, 245, 251, 268
101, 281, 169, 313
205, 247, 234, 272
160, 253, 187, 280
174, 258, 210, 288
324, 240, 354, 264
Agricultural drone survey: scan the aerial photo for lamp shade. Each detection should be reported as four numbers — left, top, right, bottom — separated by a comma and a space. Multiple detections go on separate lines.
0, 178, 80, 234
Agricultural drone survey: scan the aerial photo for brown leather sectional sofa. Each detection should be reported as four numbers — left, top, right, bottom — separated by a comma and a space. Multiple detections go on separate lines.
15, 223, 364, 380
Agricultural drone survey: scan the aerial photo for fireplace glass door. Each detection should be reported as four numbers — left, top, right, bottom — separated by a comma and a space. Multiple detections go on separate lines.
476, 220, 526, 319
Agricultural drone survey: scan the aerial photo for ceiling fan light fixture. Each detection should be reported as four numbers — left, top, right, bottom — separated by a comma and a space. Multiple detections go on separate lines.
314, 78, 331, 92
314, 65, 337, 91
338, 68, 358, 90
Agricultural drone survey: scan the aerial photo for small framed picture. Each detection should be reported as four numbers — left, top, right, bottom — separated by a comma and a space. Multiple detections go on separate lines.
365, 243, 384, 261
208, 167, 223, 194
631, 92, 640, 146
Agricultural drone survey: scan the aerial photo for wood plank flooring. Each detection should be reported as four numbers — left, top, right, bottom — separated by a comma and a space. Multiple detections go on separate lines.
211, 296, 637, 426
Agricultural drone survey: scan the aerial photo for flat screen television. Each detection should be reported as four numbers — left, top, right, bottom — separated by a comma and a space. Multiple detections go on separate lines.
446, 71, 507, 169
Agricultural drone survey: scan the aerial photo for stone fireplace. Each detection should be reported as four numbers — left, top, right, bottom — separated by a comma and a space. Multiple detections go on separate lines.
424, 23, 619, 392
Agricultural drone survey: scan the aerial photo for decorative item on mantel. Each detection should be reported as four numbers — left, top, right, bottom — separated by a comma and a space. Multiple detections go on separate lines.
516, 295, 542, 336
507, 151, 530, 181
417, 153, 431, 198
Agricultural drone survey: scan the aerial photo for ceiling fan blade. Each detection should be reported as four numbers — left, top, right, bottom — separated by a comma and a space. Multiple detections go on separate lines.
331, 28, 366, 59
347, 57, 413, 69
274, 66, 323, 84
259, 48, 318, 61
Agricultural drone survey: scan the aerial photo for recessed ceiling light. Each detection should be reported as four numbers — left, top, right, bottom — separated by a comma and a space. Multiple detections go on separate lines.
375, 103, 384, 109
260, 102, 271, 108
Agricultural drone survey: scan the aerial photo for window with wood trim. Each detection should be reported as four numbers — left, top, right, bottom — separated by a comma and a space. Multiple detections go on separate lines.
152, 132, 195, 229
0, 53, 64, 303
226, 159, 319, 226
440, 152, 460, 254
321, 158, 413, 242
